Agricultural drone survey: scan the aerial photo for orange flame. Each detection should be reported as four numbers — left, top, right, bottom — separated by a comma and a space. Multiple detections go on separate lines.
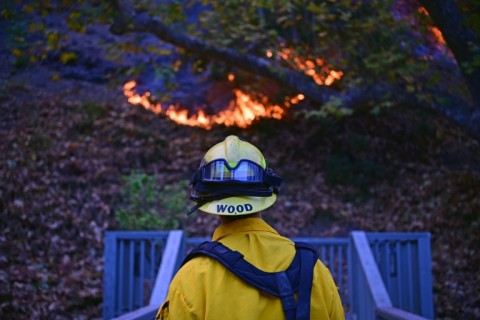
124, 81, 300, 130
276, 48, 343, 86
428, 26, 446, 46
418, 7, 447, 46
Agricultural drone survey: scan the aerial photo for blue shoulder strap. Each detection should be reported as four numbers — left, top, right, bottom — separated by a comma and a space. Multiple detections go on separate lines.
182, 241, 318, 320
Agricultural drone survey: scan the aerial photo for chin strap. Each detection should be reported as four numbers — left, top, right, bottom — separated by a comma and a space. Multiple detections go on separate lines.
186, 193, 229, 216
186, 202, 206, 216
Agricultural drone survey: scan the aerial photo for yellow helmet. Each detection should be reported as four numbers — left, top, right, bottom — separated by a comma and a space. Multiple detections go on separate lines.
188, 135, 282, 216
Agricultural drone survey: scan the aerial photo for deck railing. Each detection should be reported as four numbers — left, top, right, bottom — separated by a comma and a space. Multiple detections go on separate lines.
349, 231, 433, 320
366, 232, 434, 318
103, 231, 184, 320
103, 231, 434, 320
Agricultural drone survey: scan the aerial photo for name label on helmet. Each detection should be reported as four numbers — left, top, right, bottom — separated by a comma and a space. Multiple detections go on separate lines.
216, 204, 253, 214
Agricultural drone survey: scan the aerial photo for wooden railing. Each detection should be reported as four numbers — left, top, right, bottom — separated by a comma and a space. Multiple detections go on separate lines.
103, 231, 434, 320
349, 231, 433, 320
103, 231, 184, 320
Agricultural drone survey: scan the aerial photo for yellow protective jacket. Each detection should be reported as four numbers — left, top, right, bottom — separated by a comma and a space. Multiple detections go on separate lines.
155, 217, 345, 320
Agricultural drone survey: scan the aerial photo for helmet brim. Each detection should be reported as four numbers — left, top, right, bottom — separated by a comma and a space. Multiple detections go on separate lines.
198, 194, 277, 215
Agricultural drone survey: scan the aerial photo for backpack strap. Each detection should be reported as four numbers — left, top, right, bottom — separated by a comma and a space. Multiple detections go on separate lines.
182, 241, 318, 320
294, 242, 317, 320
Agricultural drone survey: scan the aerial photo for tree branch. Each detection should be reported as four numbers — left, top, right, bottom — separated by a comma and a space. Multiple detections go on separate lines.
108, 4, 338, 104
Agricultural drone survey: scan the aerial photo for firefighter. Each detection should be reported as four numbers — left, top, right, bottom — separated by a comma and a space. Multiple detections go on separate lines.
155, 135, 345, 320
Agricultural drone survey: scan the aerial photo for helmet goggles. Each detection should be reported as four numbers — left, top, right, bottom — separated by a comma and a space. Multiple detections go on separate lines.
200, 159, 265, 184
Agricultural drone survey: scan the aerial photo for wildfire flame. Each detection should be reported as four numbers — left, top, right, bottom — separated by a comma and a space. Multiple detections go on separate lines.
124, 81, 302, 129
124, 49, 343, 129
274, 48, 344, 86
418, 7, 448, 47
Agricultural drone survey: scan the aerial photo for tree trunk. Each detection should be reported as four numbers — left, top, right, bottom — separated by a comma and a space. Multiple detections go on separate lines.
418, 0, 480, 110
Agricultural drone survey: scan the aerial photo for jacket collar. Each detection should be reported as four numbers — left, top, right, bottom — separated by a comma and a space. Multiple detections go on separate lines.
212, 217, 279, 241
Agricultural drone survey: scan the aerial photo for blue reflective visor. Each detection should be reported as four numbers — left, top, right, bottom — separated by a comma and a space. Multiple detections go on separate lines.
201, 159, 265, 183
